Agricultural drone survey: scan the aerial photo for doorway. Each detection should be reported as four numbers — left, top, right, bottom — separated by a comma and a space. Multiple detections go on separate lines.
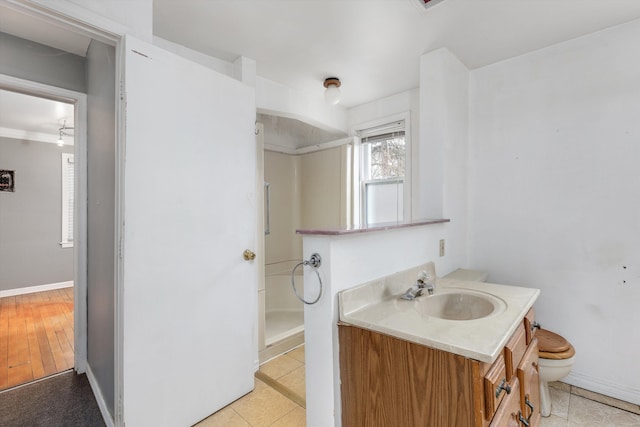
257, 113, 350, 363
0, 88, 82, 390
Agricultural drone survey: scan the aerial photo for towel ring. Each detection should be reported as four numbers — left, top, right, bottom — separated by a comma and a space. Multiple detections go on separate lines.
291, 253, 323, 305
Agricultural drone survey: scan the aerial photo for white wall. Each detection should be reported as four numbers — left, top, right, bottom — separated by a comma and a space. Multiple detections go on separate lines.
420, 49, 470, 269
468, 19, 640, 404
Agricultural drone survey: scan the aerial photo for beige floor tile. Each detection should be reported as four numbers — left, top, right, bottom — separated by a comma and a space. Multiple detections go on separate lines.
550, 387, 570, 419
278, 365, 306, 400
194, 406, 250, 427
540, 414, 568, 427
270, 406, 306, 427
568, 394, 640, 426
286, 345, 305, 364
260, 354, 303, 380
231, 379, 298, 427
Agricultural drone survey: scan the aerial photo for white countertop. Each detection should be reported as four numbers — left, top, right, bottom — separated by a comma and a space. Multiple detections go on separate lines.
338, 268, 539, 364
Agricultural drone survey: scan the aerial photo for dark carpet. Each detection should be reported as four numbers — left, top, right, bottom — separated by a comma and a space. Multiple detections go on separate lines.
0, 371, 105, 427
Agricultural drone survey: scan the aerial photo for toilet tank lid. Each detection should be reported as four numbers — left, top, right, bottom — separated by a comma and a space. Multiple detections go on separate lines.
443, 268, 489, 282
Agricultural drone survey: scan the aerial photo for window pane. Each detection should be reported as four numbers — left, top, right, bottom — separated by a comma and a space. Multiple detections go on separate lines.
365, 181, 403, 224
365, 135, 405, 180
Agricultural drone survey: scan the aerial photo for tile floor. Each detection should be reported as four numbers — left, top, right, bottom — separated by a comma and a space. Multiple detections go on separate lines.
540, 382, 640, 427
195, 345, 305, 427
197, 345, 640, 427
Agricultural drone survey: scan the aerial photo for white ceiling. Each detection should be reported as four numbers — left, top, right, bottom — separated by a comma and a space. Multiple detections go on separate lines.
2, 0, 640, 133
0, 89, 74, 145
154, 0, 640, 108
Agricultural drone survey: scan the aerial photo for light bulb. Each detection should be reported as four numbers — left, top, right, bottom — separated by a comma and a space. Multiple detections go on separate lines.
57, 135, 64, 147
324, 84, 341, 105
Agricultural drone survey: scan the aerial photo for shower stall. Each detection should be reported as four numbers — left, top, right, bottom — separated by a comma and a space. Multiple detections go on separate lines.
257, 115, 353, 362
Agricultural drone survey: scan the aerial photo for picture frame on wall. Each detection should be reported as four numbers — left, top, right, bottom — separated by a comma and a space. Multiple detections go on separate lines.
0, 170, 15, 192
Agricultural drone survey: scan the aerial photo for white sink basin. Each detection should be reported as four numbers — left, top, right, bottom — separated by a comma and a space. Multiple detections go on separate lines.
415, 288, 506, 321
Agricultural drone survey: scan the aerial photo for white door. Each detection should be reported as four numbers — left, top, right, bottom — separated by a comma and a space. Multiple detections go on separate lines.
120, 35, 257, 426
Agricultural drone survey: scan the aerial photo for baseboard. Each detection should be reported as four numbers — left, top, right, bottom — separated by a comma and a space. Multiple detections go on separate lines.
259, 331, 304, 365
85, 364, 115, 427
564, 371, 640, 406
0, 281, 73, 298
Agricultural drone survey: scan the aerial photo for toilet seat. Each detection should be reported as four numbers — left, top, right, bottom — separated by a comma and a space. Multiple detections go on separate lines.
537, 329, 576, 360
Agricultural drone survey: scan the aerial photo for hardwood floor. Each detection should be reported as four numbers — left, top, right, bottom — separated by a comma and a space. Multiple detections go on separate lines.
0, 288, 74, 391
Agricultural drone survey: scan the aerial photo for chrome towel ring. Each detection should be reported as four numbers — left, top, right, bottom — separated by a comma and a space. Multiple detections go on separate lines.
291, 253, 323, 305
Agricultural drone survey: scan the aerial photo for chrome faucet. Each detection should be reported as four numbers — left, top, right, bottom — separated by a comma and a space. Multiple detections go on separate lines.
400, 270, 435, 300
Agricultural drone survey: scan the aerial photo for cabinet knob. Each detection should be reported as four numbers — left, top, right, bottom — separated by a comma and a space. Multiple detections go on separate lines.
496, 378, 512, 398
531, 321, 541, 331
243, 249, 256, 261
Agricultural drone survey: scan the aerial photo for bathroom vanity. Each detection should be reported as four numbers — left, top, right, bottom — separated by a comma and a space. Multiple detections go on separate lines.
338, 263, 541, 426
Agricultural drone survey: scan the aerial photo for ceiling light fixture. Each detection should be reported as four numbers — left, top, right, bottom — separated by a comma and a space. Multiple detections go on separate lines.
57, 120, 74, 147
323, 77, 341, 105
413, 0, 447, 11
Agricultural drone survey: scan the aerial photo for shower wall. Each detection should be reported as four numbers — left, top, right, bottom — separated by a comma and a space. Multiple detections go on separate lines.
264, 151, 301, 265
300, 146, 352, 230
265, 145, 351, 264
261, 145, 350, 359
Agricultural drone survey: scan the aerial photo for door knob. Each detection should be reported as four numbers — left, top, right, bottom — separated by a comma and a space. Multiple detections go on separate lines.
243, 249, 256, 261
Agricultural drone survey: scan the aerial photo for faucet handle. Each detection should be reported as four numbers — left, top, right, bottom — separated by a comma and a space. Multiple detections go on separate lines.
417, 270, 432, 283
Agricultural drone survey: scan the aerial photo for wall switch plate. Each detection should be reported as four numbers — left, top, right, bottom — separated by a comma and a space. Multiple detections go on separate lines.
439, 239, 445, 257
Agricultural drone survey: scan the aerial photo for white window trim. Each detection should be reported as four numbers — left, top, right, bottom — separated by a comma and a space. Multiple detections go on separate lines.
352, 112, 412, 226
61, 152, 74, 248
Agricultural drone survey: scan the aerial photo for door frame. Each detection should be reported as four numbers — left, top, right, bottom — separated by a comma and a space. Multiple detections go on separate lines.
0, 74, 88, 371
1, 2, 126, 426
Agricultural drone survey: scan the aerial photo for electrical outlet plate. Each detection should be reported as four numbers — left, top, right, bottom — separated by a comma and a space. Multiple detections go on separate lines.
439, 239, 445, 257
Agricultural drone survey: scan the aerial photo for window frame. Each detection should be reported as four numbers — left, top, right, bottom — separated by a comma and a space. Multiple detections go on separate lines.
352, 112, 412, 226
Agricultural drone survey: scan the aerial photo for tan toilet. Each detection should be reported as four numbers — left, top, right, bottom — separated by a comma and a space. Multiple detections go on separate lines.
536, 328, 576, 417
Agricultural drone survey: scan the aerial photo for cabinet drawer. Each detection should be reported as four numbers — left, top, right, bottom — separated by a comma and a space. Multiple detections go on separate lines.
489, 378, 521, 427
484, 354, 510, 420
518, 338, 541, 427
504, 323, 526, 381
524, 308, 539, 344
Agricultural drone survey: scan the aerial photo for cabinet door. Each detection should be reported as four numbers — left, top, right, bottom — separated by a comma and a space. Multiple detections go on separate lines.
518, 338, 541, 427
489, 378, 521, 427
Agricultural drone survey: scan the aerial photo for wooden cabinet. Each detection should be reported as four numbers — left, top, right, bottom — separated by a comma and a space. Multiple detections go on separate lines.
518, 338, 541, 427
339, 308, 540, 426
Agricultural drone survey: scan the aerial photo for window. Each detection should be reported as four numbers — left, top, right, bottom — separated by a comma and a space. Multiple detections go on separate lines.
61, 153, 74, 248
359, 120, 406, 225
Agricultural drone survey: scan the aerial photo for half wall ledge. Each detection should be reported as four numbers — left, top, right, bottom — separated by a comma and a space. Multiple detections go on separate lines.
296, 218, 450, 236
